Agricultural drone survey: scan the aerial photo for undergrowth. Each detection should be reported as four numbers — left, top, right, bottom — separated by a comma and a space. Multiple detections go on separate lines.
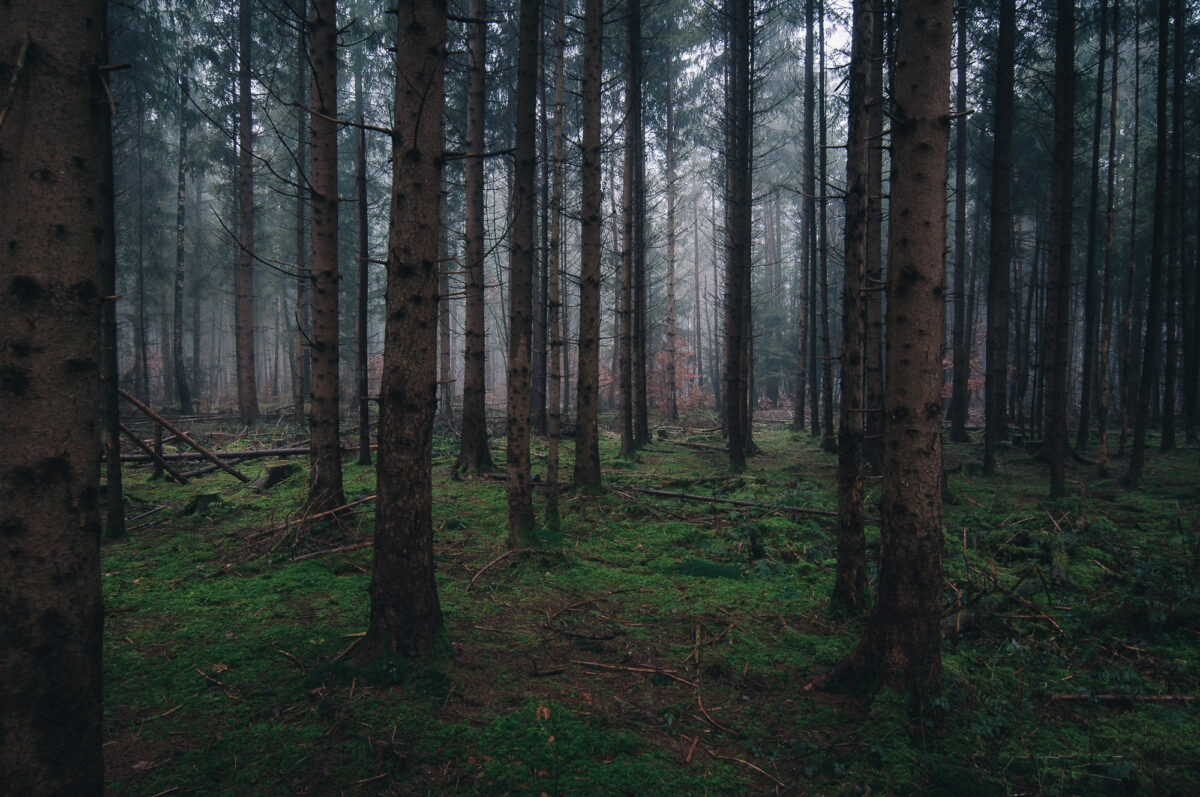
102, 417, 1200, 795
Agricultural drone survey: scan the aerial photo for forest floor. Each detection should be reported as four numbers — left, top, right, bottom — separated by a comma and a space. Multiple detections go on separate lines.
101, 415, 1200, 795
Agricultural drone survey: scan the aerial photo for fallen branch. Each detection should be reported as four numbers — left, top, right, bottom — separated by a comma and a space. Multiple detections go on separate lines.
117, 446, 311, 463
119, 423, 189, 483
616, 485, 839, 519
569, 659, 698, 688
118, 389, 250, 482
1046, 693, 1196, 703
706, 749, 785, 787
466, 547, 536, 591
291, 540, 374, 562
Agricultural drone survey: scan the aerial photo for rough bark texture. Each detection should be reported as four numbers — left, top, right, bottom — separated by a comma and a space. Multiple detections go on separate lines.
1097, 0, 1120, 473
306, 0, 346, 513
174, 28, 193, 414
618, 0, 639, 460
1042, 0, 1075, 497
506, 0, 540, 544
984, 0, 1015, 475
1160, 0, 1181, 452
630, 0, 648, 448
356, 107, 371, 466
834, 0, 873, 610
572, 0, 603, 490
1128, 0, 1168, 485
832, 0, 952, 692
0, 1, 107, 789
455, 0, 496, 475
818, 4, 835, 455
293, 1, 310, 425
236, 0, 259, 425
360, 0, 446, 661
546, 0, 567, 526
863, 0, 885, 473
722, 0, 752, 471
804, 0, 819, 438
665, 51, 679, 422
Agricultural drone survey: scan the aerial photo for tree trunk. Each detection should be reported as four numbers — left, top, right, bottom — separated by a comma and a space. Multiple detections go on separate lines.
356, 102, 371, 466
293, 0, 310, 426
1160, 0, 1181, 451
546, 0, 567, 527
306, 0, 346, 514
236, 0, 259, 426
804, 0, 819, 439
360, 0, 446, 661
665, 51, 679, 422
983, 0, 1015, 474
863, 0, 885, 473
134, 96, 150, 403
456, 0, 496, 475
722, 0, 752, 471
949, 0, 970, 443
631, 0, 649, 448
830, 0, 952, 692
0, 2, 107, 788
506, 0, 540, 544
573, 0, 603, 490
818, 0, 835, 454
1128, 0, 1170, 484
834, 0, 873, 610
618, 0, 638, 460
1042, 0, 1075, 497
174, 26, 193, 415
1097, 0, 1120, 474
439, 180, 453, 425
1119, 0, 1142, 458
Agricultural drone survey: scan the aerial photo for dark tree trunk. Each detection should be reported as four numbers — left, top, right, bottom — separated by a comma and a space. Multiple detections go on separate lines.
665, 50, 679, 422
360, 0, 446, 661
863, 0, 885, 473
1160, 0, 1181, 451
506, 0, 540, 544
236, 0, 259, 426
818, 1, 835, 455
723, 0, 752, 471
949, 0, 970, 443
834, 0, 874, 610
573, 0, 603, 490
1097, 0, 1120, 473
1128, 0, 1170, 484
134, 97, 150, 403
174, 28, 193, 415
293, 0, 310, 426
0, 1, 107, 788
439, 182, 453, 425
356, 104, 371, 466
631, 0, 649, 449
1076, 0, 1110, 451
984, 0, 1015, 474
546, 0, 567, 526
456, 0, 496, 474
306, 0, 346, 514
1042, 0, 1075, 497
804, 0, 820, 439
101, 40, 124, 539
1119, 0, 1142, 458
827, 0, 952, 692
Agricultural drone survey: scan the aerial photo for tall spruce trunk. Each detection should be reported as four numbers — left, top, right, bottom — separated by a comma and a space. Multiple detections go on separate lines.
546, 0, 567, 526
0, 1, 107, 788
236, 0, 259, 425
1160, 0, 1182, 451
804, 0, 820, 438
834, 0, 874, 610
823, 0, 952, 692
306, 0, 346, 514
618, 0, 639, 460
1098, 0, 1120, 473
293, 0, 310, 425
949, 0, 970, 443
665, 52, 679, 422
1042, 0, 1075, 497
506, 0, 540, 544
984, 0, 1015, 474
631, 0, 649, 448
1119, 0, 1142, 457
863, 0, 885, 472
456, 0, 496, 474
1128, 0, 1170, 484
818, 1, 835, 454
360, 0, 446, 661
573, 0, 604, 490
174, 27, 193, 415
356, 105, 371, 466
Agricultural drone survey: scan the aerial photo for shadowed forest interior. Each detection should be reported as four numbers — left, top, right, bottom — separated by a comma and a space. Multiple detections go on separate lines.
1, 0, 1198, 793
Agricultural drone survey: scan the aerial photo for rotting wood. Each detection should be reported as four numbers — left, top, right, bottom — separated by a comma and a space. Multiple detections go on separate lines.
119, 422, 189, 483
118, 388, 251, 482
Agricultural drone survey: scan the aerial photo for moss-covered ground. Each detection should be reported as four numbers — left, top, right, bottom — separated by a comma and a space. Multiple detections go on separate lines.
102, 416, 1200, 795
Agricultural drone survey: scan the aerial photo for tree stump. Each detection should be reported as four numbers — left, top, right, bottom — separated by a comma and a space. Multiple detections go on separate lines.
251, 461, 301, 492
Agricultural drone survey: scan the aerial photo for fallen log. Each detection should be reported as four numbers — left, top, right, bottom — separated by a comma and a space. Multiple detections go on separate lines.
617, 485, 839, 519
118, 389, 250, 482
119, 422, 189, 484
116, 446, 310, 463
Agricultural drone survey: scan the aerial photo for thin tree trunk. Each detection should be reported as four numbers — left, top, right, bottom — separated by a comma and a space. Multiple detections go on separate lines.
293, 0, 309, 425
439, 181, 453, 425
546, 0, 567, 526
665, 49, 679, 421
834, 0, 873, 610
236, 0, 259, 425
949, 0, 970, 442
1097, 0, 1120, 474
1128, 0, 1169, 484
619, 0, 639, 459
818, 0, 835, 454
456, 0, 496, 474
134, 96, 150, 403
984, 0, 1015, 474
631, 1, 649, 448
360, 0, 446, 661
506, 0, 540, 544
1160, 0, 1181, 451
356, 103, 371, 466
863, 0, 885, 472
306, 0, 346, 513
174, 26, 193, 415
1119, 0, 1142, 457
805, 0, 819, 438
1042, 0, 1075, 497
573, 0, 603, 490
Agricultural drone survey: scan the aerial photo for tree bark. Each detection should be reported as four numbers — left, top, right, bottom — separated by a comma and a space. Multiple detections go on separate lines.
984, 0, 1015, 474
0, 1, 107, 787
356, 102, 371, 466
236, 0, 259, 425
863, 0, 885, 473
1128, 0, 1169, 484
360, 0, 446, 661
573, 0, 604, 491
1160, 0, 1181, 451
834, 0, 873, 610
805, 0, 820, 438
306, 0, 346, 513
293, 0, 310, 425
828, 0, 952, 692
1042, 0, 1075, 497
631, 0, 648, 449
818, 0, 835, 454
506, 0, 540, 544
1097, 0, 1120, 473
665, 49, 679, 422
456, 0, 496, 475
546, 0, 567, 527
174, 22, 193, 415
